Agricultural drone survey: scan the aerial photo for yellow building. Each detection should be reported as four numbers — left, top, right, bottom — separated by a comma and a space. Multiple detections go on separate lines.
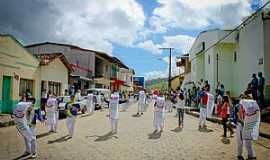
171, 75, 184, 91
37, 53, 73, 96
0, 34, 40, 113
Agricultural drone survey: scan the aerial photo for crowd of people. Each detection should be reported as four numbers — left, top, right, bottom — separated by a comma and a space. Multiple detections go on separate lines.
11, 71, 264, 159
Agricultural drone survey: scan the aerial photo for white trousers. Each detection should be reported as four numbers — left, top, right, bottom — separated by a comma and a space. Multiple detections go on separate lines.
16, 120, 36, 154
47, 108, 56, 132
236, 123, 255, 158
154, 111, 165, 131
199, 107, 207, 127
111, 119, 118, 132
55, 110, 59, 132
66, 116, 76, 137
137, 103, 144, 113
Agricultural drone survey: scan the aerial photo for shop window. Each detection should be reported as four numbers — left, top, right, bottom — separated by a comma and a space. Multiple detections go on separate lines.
48, 81, 61, 96
19, 79, 34, 96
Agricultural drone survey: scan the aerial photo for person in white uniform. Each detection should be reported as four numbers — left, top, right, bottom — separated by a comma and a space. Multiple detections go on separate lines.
87, 93, 94, 113
46, 94, 58, 133
109, 92, 120, 134
137, 89, 146, 115
12, 98, 37, 158
236, 92, 259, 160
153, 92, 166, 133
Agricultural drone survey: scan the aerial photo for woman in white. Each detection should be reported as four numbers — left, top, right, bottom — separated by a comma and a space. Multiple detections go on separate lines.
46, 94, 58, 133
109, 92, 120, 134
12, 98, 37, 158
153, 92, 166, 132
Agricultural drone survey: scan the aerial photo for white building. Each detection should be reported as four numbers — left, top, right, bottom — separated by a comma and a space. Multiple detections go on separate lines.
188, 9, 270, 102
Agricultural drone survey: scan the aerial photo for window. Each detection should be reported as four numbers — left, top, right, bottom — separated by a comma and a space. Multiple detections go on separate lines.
234, 52, 237, 62
208, 55, 211, 64
19, 79, 34, 96
48, 81, 61, 96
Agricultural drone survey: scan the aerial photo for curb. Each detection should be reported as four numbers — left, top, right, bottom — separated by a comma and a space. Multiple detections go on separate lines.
186, 111, 270, 139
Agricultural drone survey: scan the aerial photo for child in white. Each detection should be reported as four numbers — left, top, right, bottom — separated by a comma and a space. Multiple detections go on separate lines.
46, 94, 58, 132
13, 101, 37, 158
154, 93, 166, 132
109, 92, 120, 134
137, 90, 146, 115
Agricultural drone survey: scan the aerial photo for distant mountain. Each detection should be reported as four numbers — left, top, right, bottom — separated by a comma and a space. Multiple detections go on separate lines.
146, 78, 168, 90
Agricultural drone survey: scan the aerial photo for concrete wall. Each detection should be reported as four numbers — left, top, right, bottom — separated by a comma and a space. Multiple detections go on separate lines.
233, 15, 264, 96
263, 18, 270, 103
40, 58, 69, 95
27, 44, 95, 78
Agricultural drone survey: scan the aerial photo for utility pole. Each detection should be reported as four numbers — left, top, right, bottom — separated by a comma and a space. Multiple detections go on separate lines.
159, 47, 174, 94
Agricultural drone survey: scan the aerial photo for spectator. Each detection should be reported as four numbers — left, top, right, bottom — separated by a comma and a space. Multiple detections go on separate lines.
204, 80, 210, 92
250, 73, 258, 101
220, 96, 234, 138
258, 72, 265, 107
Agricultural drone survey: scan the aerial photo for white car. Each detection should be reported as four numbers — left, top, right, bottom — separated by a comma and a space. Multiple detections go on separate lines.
57, 96, 88, 115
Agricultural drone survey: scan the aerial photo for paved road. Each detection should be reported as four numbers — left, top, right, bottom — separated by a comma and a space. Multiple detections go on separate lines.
1, 101, 270, 160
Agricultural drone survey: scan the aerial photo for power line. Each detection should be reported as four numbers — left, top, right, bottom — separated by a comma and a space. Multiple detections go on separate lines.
190, 0, 270, 61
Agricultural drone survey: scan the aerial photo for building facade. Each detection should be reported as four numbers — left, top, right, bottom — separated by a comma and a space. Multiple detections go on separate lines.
0, 35, 40, 113
188, 10, 270, 102
26, 42, 95, 95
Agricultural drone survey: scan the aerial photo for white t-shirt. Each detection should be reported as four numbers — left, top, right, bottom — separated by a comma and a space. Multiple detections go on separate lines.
176, 99, 185, 109
13, 102, 32, 119
155, 96, 165, 112
109, 93, 119, 119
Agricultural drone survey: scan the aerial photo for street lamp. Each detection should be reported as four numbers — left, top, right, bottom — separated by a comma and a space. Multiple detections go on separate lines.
159, 47, 174, 94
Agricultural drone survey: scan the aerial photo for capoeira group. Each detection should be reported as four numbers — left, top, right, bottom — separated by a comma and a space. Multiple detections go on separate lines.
12, 85, 260, 160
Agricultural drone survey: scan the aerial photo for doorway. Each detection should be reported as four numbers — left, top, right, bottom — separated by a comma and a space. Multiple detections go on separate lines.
2, 76, 12, 113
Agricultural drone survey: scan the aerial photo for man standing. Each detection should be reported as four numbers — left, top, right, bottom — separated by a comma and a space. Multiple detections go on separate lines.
109, 92, 120, 134
258, 72, 265, 107
153, 91, 166, 133
46, 94, 58, 133
250, 73, 258, 101
137, 88, 146, 115
198, 87, 208, 130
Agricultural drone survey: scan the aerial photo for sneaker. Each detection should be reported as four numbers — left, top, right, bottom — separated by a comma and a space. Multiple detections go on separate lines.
31, 153, 37, 158
22, 151, 31, 156
237, 155, 244, 160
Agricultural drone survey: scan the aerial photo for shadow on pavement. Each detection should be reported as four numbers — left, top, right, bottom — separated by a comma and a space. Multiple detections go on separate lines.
132, 114, 141, 118
199, 128, 214, 133
87, 131, 118, 142
36, 132, 51, 139
12, 153, 31, 160
221, 137, 230, 144
81, 112, 94, 118
48, 135, 71, 144
171, 127, 183, 133
148, 131, 162, 139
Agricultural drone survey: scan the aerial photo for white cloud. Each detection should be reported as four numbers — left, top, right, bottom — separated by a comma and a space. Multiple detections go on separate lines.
144, 56, 184, 80
137, 40, 162, 54
49, 0, 145, 54
150, 0, 252, 32
136, 34, 195, 55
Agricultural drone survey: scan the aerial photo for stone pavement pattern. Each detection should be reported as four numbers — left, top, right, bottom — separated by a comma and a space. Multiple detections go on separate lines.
1, 101, 270, 160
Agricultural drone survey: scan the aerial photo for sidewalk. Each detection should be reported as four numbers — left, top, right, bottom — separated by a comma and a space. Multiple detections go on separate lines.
186, 110, 270, 139
0, 114, 14, 127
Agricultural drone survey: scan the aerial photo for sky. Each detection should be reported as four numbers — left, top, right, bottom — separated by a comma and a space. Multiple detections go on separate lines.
0, 0, 267, 80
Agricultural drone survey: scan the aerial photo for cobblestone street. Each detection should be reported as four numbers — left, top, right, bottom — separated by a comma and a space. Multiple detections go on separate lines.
1, 102, 270, 160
